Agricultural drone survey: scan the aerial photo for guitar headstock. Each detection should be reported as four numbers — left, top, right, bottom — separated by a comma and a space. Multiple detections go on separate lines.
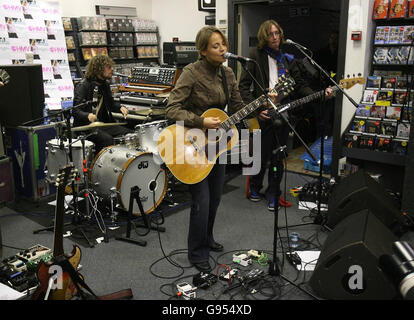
271, 74, 296, 97
55, 165, 77, 188
339, 74, 365, 89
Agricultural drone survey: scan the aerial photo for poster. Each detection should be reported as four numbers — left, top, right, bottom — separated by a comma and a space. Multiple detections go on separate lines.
0, 0, 73, 111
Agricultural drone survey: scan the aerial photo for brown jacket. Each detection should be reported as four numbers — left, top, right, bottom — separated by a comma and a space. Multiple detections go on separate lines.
165, 58, 245, 128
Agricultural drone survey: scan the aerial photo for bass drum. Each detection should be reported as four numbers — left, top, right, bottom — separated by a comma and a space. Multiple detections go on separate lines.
90, 145, 167, 215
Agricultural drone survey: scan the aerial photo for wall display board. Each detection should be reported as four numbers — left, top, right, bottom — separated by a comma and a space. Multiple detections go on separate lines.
0, 0, 73, 111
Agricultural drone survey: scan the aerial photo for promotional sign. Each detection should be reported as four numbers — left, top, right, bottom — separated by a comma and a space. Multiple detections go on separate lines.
0, 0, 73, 110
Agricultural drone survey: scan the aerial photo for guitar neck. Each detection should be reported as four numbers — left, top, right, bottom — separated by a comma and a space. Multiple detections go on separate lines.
269, 86, 339, 118
53, 187, 65, 257
220, 95, 267, 131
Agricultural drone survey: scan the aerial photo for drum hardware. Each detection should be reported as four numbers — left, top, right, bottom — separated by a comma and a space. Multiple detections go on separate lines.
109, 188, 119, 224
115, 186, 165, 247
34, 101, 110, 248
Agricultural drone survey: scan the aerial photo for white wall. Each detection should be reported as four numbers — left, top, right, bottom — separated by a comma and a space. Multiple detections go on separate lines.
151, 0, 208, 45
54, 0, 152, 18
341, 0, 375, 134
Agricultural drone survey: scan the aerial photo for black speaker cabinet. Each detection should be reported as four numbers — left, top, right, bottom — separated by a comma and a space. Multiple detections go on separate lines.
309, 210, 398, 299
327, 170, 405, 233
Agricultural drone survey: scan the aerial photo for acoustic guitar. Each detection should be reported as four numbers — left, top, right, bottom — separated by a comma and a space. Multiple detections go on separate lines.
243, 76, 366, 132
157, 75, 295, 185
32, 165, 82, 300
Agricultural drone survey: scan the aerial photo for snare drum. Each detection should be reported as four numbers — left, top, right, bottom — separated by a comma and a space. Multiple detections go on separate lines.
90, 145, 168, 215
135, 120, 168, 154
46, 139, 94, 183
114, 133, 139, 149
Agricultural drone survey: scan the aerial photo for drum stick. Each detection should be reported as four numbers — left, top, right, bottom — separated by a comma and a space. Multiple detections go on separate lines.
112, 112, 148, 121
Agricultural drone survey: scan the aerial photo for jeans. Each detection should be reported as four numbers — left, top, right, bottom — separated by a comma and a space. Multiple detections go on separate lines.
187, 163, 226, 263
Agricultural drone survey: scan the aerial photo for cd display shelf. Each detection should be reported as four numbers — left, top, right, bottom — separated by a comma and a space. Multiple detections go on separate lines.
341, 14, 414, 203
62, 16, 161, 79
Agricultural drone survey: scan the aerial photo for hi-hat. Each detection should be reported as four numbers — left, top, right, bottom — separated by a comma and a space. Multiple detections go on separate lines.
71, 121, 127, 132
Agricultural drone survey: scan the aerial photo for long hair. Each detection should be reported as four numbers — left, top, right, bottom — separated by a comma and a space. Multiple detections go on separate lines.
257, 20, 285, 49
84, 55, 114, 80
195, 26, 228, 60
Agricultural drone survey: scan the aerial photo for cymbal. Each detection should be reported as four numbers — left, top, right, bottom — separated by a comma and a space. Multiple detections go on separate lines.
71, 121, 127, 132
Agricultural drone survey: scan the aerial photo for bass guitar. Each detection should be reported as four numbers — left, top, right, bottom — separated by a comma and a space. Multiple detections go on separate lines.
32, 165, 81, 300
157, 75, 295, 185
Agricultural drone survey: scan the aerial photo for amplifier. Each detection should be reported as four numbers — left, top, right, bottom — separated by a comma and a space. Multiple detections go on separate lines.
163, 42, 198, 67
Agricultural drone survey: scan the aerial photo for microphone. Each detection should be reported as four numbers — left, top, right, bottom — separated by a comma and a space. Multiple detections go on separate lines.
223, 52, 254, 63
285, 39, 310, 51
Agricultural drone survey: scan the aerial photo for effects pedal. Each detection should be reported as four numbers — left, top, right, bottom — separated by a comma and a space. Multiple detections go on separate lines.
219, 268, 238, 281
242, 268, 264, 281
176, 282, 196, 300
286, 252, 302, 267
2, 255, 26, 272
192, 272, 217, 289
233, 253, 252, 266
16, 244, 52, 262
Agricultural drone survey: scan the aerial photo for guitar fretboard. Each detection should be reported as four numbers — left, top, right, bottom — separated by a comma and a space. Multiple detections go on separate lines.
268, 86, 340, 119
220, 96, 267, 131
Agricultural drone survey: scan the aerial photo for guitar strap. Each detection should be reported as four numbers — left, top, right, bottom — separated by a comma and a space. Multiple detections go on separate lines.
220, 66, 231, 111
58, 258, 133, 300
58, 258, 98, 299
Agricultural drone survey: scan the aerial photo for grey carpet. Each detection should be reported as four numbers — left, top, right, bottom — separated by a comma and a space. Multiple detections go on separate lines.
0, 170, 332, 300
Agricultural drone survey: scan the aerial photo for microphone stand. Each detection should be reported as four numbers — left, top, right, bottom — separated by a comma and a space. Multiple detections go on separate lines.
240, 60, 319, 300
288, 43, 358, 227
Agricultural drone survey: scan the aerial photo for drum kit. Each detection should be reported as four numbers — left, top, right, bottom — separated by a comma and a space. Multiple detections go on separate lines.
44, 119, 171, 221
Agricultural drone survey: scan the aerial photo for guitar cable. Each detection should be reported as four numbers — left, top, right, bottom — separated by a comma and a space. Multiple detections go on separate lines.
148, 169, 190, 278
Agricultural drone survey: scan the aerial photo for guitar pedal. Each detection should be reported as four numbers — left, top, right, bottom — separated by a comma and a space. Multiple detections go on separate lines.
16, 244, 52, 262
7, 257, 27, 272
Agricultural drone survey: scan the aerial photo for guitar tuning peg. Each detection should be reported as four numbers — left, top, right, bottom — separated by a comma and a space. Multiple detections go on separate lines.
358, 73, 362, 77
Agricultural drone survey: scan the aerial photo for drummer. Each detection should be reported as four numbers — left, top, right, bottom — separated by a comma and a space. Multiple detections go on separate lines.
73, 55, 133, 152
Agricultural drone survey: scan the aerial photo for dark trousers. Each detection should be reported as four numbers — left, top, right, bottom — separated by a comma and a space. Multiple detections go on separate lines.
250, 122, 289, 200
188, 163, 226, 263
83, 125, 132, 154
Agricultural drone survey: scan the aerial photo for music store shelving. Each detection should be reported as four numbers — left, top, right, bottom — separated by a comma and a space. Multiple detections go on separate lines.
341, 11, 414, 202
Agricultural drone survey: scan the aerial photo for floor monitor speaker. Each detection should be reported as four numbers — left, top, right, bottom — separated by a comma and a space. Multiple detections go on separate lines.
327, 170, 406, 234
309, 210, 398, 299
